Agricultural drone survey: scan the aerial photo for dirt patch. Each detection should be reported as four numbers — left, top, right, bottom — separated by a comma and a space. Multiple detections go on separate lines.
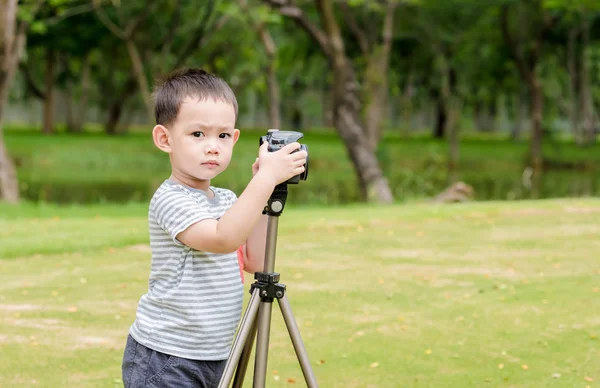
563, 206, 600, 214
0, 304, 42, 312
0, 333, 29, 344
127, 244, 151, 252
378, 249, 428, 259
7, 318, 65, 330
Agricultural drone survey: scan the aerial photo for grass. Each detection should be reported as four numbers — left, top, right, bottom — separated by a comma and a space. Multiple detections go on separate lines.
5, 127, 600, 204
1, 199, 599, 387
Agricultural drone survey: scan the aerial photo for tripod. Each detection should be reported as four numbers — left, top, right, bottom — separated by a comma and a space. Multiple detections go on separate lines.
218, 183, 318, 388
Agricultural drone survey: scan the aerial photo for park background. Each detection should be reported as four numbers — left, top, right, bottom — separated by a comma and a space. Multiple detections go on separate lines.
0, 0, 599, 387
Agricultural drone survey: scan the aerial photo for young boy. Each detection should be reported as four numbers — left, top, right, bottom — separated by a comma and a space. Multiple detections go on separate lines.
121, 68, 307, 387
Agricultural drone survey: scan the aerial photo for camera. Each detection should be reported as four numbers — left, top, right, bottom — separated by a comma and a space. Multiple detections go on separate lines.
260, 129, 309, 184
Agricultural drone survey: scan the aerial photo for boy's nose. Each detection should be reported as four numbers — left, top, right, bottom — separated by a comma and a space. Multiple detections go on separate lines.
206, 139, 219, 154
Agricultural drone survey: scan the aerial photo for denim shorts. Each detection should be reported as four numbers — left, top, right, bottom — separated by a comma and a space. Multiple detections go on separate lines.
121, 335, 226, 387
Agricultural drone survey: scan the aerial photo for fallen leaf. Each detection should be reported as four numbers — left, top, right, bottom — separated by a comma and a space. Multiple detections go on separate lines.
317, 360, 325, 365
287, 378, 296, 383
584, 376, 594, 382
67, 307, 77, 313
272, 370, 278, 375
273, 376, 280, 381
552, 373, 561, 379
425, 349, 432, 355
369, 362, 379, 368
521, 364, 528, 370
498, 364, 504, 369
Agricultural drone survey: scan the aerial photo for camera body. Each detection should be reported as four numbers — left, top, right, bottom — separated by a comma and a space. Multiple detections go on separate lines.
260, 129, 308, 184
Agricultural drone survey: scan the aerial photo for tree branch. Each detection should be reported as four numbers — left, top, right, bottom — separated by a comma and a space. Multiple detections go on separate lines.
19, 62, 45, 99
500, 5, 531, 82
264, 0, 330, 56
93, 4, 125, 40
381, 1, 396, 55
157, 0, 181, 55
173, 0, 219, 68
124, 1, 158, 39
44, 4, 94, 26
339, 3, 369, 55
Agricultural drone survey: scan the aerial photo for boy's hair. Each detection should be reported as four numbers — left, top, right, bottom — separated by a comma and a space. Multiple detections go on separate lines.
152, 68, 238, 127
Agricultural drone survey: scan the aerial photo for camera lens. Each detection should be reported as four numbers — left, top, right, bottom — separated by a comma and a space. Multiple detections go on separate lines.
300, 144, 308, 181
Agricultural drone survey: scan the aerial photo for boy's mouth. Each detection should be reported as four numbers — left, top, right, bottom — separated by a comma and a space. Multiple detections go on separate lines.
202, 160, 219, 166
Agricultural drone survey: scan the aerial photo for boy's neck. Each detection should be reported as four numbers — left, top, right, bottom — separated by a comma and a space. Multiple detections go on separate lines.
168, 174, 214, 198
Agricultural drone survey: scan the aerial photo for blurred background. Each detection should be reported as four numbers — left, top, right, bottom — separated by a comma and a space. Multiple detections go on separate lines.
1, 0, 600, 206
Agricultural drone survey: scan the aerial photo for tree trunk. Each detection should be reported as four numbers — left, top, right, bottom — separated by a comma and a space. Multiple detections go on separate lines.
318, 0, 393, 203
75, 55, 91, 132
65, 82, 76, 132
259, 27, 280, 129
511, 90, 527, 141
580, 17, 595, 146
0, 0, 22, 202
567, 26, 582, 144
529, 76, 543, 173
434, 97, 446, 138
266, 0, 393, 202
438, 50, 461, 184
334, 66, 393, 202
125, 39, 153, 124
363, 1, 395, 152
105, 77, 137, 135
43, 47, 55, 134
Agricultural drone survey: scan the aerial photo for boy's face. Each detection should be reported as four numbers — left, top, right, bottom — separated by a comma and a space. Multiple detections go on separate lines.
158, 96, 239, 189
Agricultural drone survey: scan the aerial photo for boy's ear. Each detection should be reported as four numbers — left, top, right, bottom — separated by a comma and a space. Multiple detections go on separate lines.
233, 129, 240, 144
152, 125, 171, 153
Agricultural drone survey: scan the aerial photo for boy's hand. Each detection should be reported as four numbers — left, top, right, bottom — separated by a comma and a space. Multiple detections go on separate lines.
252, 157, 259, 176
255, 141, 307, 186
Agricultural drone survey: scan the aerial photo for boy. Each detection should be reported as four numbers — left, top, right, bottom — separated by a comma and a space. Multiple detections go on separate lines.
121, 68, 307, 387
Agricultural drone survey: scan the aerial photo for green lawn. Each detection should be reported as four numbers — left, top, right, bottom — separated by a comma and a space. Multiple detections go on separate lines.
1, 199, 599, 387
5, 127, 600, 204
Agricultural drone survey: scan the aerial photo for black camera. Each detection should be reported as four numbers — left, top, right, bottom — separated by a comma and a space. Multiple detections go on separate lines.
259, 129, 309, 184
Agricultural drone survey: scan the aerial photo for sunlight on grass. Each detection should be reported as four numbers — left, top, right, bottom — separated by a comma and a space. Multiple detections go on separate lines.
1, 199, 599, 387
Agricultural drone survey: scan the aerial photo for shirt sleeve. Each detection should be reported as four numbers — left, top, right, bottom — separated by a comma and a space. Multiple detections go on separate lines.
151, 188, 214, 246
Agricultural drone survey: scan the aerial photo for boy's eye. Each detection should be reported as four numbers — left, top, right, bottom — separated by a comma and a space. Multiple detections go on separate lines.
219, 133, 231, 139
192, 131, 204, 138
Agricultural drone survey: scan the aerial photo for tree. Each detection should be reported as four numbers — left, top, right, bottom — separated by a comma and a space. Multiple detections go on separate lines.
0, 0, 44, 202
265, 0, 394, 203
500, 0, 560, 173
235, 0, 281, 128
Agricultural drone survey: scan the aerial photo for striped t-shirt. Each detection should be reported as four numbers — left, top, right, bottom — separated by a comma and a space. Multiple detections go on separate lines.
129, 180, 244, 360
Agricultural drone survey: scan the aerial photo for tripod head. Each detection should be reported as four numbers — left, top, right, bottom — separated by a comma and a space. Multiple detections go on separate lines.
263, 184, 288, 217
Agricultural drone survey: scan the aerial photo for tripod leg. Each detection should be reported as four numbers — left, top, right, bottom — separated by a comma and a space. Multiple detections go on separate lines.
278, 294, 318, 388
253, 301, 273, 388
231, 320, 257, 388
218, 290, 261, 388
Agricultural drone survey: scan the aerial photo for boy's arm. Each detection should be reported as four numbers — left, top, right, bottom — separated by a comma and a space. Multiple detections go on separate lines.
243, 214, 268, 273
177, 142, 306, 254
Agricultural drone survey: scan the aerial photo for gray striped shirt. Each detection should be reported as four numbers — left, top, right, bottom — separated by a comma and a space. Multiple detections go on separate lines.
129, 180, 244, 360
